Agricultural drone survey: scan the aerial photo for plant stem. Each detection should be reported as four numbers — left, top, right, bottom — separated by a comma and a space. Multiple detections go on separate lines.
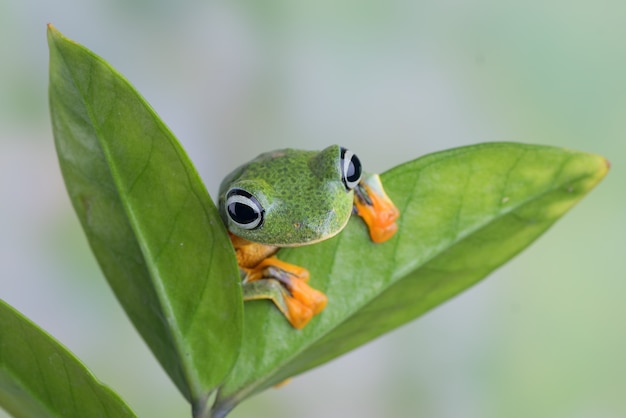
193, 392, 214, 418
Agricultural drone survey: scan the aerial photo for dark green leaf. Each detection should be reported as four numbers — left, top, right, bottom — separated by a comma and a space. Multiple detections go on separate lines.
0, 299, 136, 418
47, 25, 242, 407
214, 142, 608, 414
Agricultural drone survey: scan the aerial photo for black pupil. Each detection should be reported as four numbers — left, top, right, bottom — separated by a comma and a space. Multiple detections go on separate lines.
228, 202, 258, 224
341, 147, 362, 188
346, 157, 360, 183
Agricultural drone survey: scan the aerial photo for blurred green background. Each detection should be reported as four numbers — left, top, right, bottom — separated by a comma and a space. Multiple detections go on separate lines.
1, 1, 624, 417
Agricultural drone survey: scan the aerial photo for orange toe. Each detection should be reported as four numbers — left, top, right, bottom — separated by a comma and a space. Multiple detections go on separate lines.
283, 297, 314, 329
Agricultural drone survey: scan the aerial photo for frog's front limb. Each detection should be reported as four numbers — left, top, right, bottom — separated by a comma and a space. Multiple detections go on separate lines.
231, 234, 327, 329
354, 173, 400, 243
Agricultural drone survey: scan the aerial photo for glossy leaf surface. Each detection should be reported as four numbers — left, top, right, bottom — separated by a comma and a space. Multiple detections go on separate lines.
214, 143, 608, 414
0, 299, 136, 417
47, 25, 242, 407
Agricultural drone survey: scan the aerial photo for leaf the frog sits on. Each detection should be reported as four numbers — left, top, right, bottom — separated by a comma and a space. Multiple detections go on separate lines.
219, 145, 399, 329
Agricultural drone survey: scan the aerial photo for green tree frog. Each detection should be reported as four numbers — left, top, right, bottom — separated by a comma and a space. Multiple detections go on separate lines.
219, 145, 399, 329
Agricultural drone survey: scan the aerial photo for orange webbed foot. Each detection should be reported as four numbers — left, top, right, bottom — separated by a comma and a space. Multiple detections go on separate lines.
354, 174, 400, 243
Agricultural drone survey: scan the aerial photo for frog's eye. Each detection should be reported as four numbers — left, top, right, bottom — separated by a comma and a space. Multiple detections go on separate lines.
340, 147, 362, 190
225, 188, 264, 230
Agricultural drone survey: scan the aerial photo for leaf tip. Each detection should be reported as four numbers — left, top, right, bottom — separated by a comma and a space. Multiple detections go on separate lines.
571, 152, 610, 194
46, 23, 59, 38
46, 23, 63, 48
591, 154, 611, 184
602, 157, 611, 174
46, 24, 79, 49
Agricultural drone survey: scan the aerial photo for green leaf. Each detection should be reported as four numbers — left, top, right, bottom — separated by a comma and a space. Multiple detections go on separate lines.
47, 25, 242, 409
214, 142, 608, 414
0, 299, 136, 418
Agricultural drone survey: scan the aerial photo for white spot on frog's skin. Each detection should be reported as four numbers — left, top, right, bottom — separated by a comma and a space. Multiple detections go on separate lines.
501, 196, 510, 204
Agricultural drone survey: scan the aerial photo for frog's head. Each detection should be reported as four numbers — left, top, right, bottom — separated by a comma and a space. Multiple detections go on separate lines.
219, 145, 362, 246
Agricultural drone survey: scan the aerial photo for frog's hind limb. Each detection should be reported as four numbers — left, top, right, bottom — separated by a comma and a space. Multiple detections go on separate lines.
242, 257, 327, 329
